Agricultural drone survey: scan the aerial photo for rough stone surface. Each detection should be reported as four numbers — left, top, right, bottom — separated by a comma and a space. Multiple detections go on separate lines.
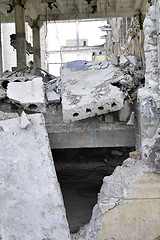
7, 77, 46, 113
0, 88, 6, 99
20, 111, 31, 129
71, 158, 159, 240
61, 63, 124, 123
104, 114, 113, 123
0, 113, 71, 240
143, 5, 159, 91
137, 88, 160, 157
0, 111, 19, 120
119, 102, 130, 122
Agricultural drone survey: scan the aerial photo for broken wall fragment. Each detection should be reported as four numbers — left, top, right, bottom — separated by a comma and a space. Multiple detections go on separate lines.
0, 113, 71, 240
7, 77, 46, 112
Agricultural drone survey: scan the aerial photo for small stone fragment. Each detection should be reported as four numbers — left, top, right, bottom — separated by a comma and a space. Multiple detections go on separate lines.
20, 111, 31, 129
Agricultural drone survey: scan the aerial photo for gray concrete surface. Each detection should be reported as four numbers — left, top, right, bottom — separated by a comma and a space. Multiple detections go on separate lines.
0, 113, 71, 240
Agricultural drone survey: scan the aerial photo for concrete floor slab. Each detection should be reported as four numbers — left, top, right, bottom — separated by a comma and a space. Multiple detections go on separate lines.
61, 63, 125, 123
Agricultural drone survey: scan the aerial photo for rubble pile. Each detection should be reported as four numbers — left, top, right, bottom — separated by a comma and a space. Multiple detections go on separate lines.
111, 54, 145, 100
60, 55, 145, 123
0, 54, 145, 124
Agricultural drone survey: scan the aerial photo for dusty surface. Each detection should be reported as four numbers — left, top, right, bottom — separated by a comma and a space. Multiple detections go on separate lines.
0, 113, 71, 240
7, 77, 46, 112
61, 62, 125, 123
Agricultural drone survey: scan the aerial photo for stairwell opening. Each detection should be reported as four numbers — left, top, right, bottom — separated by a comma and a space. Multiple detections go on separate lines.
52, 146, 134, 233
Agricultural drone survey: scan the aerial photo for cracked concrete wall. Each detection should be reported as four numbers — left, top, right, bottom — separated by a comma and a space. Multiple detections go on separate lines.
143, 4, 159, 91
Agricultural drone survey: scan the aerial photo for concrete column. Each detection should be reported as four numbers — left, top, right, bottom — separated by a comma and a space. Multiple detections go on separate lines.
14, 0, 27, 70
32, 25, 41, 68
29, 19, 43, 69
0, 14, 3, 77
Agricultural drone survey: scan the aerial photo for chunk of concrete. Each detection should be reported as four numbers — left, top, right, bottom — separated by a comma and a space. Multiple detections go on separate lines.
72, 159, 160, 240
101, 60, 109, 69
127, 112, 135, 125
61, 64, 124, 123
46, 90, 61, 103
7, 77, 46, 113
119, 102, 130, 122
0, 114, 71, 240
20, 111, 31, 129
111, 53, 119, 66
119, 55, 129, 67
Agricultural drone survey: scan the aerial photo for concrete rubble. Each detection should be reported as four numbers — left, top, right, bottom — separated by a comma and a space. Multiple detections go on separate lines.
60, 56, 144, 123
71, 157, 160, 240
0, 113, 71, 240
7, 77, 46, 113
0, 0, 160, 238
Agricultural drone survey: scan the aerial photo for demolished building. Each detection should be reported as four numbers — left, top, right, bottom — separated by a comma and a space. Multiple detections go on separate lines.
0, 0, 160, 240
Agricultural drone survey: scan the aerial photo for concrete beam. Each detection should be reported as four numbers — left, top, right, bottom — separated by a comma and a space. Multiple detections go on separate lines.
48, 125, 135, 149
39, 9, 140, 21
45, 111, 135, 149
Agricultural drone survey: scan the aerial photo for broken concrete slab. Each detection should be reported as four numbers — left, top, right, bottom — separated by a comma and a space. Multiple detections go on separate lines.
7, 77, 46, 113
0, 113, 71, 240
72, 158, 160, 240
61, 63, 124, 123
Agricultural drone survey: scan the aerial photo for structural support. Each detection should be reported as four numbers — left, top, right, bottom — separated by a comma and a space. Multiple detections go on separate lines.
29, 19, 43, 69
0, 14, 3, 77
14, 0, 27, 70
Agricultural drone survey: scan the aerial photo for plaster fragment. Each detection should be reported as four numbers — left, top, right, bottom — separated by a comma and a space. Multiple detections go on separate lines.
20, 111, 31, 129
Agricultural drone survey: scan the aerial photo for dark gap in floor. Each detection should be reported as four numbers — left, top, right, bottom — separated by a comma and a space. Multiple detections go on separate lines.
51, 147, 135, 233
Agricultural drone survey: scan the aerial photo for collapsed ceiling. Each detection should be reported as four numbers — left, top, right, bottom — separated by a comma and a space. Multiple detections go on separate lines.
0, 0, 149, 22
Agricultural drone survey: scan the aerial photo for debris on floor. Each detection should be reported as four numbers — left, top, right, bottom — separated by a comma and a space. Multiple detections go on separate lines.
60, 55, 144, 123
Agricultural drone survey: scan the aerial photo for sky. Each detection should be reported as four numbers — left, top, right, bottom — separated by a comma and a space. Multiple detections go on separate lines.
47, 19, 107, 51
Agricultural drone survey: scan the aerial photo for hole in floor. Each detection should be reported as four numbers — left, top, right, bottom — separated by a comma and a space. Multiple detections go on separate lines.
52, 147, 134, 233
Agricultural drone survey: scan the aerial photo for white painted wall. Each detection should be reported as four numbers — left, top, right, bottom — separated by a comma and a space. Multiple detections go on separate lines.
47, 20, 107, 75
